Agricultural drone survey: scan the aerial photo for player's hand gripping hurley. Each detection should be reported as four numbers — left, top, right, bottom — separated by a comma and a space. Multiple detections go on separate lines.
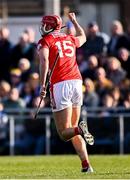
34, 51, 60, 119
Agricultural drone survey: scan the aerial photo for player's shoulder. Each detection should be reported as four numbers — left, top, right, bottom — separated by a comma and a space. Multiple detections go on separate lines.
38, 34, 51, 43
37, 37, 43, 45
37, 36, 48, 51
37, 34, 52, 46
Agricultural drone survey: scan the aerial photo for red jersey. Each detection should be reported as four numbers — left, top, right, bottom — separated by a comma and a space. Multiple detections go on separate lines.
37, 31, 82, 85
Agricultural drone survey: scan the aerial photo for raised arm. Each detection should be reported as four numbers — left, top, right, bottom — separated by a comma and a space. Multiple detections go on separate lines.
68, 12, 86, 47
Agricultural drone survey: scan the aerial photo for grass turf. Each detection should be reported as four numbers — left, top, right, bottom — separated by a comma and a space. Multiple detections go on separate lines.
0, 155, 129, 179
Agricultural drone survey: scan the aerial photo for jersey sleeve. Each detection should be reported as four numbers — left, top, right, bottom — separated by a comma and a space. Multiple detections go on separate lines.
37, 38, 49, 51
69, 35, 80, 48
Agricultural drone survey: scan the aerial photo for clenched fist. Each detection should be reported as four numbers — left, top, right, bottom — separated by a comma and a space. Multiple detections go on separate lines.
40, 86, 46, 98
68, 12, 77, 23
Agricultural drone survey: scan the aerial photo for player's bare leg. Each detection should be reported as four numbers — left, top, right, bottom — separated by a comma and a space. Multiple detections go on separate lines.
53, 107, 76, 141
53, 106, 93, 172
71, 106, 93, 172
71, 107, 89, 161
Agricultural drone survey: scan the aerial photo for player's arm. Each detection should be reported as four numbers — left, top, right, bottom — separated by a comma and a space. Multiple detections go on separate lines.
68, 12, 86, 47
38, 47, 49, 97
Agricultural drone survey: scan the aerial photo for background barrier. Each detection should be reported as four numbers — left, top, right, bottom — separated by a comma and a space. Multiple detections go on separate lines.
1, 107, 130, 155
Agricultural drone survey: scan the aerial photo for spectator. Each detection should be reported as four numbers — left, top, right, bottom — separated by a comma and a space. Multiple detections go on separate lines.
0, 27, 13, 81
123, 91, 130, 109
10, 32, 36, 68
83, 78, 99, 107
82, 55, 98, 80
9, 68, 23, 93
2, 87, 26, 143
107, 57, 126, 86
118, 48, 130, 78
97, 29, 110, 47
2, 87, 25, 109
18, 58, 31, 82
82, 21, 106, 58
100, 94, 115, 115
97, 53, 108, 67
110, 87, 122, 107
27, 72, 40, 99
0, 81, 11, 101
107, 20, 129, 56
94, 67, 113, 98
24, 27, 38, 71
20, 82, 33, 107
24, 27, 36, 44
126, 23, 130, 49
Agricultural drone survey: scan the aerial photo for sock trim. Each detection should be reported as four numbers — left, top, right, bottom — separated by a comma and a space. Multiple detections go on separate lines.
74, 127, 80, 135
82, 160, 89, 168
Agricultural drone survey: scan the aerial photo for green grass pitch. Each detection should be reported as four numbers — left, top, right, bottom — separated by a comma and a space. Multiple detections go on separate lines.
0, 155, 130, 179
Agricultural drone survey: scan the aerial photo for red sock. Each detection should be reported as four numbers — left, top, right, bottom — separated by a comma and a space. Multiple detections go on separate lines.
74, 127, 81, 135
82, 160, 89, 169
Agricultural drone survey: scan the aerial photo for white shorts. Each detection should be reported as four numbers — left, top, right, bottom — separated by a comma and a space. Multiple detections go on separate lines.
50, 79, 83, 112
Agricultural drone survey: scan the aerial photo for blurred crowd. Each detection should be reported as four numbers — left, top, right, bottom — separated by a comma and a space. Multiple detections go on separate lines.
78, 20, 130, 110
0, 10, 130, 154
